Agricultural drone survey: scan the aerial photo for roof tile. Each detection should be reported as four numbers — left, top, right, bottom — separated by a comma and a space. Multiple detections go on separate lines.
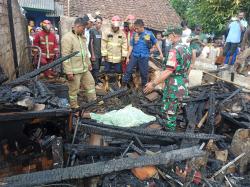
60, 0, 180, 31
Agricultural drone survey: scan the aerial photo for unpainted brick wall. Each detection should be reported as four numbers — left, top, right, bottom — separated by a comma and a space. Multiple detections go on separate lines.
0, 0, 30, 81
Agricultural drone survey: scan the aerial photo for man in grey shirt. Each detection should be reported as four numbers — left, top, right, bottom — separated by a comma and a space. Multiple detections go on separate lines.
89, 16, 103, 84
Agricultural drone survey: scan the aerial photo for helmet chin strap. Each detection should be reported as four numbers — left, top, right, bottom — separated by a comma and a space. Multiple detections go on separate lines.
43, 25, 51, 32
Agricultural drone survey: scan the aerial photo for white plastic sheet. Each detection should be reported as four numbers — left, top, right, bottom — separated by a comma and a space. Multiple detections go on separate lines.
90, 105, 156, 127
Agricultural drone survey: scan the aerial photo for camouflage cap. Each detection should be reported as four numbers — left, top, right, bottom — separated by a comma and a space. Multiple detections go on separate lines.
163, 26, 183, 36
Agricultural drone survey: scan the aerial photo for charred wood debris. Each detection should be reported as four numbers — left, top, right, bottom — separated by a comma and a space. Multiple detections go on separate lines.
0, 56, 249, 186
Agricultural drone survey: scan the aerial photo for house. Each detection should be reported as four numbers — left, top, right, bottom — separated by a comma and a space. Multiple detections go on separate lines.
18, 0, 64, 27
59, 0, 181, 31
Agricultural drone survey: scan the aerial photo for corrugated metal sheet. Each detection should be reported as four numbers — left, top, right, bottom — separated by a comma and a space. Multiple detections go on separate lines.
46, 3, 64, 17
18, 0, 55, 11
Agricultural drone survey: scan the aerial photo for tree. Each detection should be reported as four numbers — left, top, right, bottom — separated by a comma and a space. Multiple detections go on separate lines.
169, 0, 250, 35
169, 0, 193, 19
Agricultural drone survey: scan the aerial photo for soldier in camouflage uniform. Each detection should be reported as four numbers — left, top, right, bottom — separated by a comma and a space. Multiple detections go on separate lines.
144, 26, 192, 131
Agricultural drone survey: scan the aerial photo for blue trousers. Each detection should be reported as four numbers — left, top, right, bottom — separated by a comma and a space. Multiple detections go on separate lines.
224, 48, 239, 65
122, 55, 149, 86
104, 62, 122, 74
223, 42, 239, 65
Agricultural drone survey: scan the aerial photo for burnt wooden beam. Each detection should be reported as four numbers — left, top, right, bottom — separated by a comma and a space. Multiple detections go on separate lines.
7, 52, 79, 85
0, 109, 71, 122
64, 144, 124, 156
221, 112, 250, 129
80, 123, 175, 144
3, 146, 205, 187
181, 91, 207, 148
80, 120, 225, 141
182, 92, 234, 103
206, 92, 216, 134
220, 88, 241, 106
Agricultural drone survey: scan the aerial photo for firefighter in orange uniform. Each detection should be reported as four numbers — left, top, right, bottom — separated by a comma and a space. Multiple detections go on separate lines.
101, 16, 127, 89
33, 20, 59, 78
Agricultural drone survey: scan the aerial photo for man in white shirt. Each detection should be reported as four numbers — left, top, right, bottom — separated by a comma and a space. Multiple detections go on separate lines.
83, 14, 96, 56
223, 17, 242, 66
181, 21, 192, 46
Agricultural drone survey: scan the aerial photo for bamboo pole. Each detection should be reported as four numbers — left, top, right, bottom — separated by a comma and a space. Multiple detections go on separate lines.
203, 71, 250, 90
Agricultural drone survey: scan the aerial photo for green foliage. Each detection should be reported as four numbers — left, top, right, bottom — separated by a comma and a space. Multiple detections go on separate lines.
169, 0, 192, 19
169, 0, 250, 35
240, 0, 250, 18
186, 0, 238, 34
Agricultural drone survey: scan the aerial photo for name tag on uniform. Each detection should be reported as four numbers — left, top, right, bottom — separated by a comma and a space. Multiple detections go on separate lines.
96, 34, 101, 39
134, 33, 140, 43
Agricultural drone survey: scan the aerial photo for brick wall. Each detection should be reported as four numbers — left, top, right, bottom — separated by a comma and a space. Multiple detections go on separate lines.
0, 0, 30, 81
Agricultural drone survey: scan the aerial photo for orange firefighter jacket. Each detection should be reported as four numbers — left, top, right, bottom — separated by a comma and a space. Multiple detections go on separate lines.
101, 28, 128, 63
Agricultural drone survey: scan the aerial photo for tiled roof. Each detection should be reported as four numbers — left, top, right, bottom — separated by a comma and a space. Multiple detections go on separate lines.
18, 0, 55, 11
60, 0, 181, 31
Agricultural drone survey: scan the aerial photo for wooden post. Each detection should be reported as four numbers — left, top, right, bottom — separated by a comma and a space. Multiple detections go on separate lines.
7, 0, 19, 78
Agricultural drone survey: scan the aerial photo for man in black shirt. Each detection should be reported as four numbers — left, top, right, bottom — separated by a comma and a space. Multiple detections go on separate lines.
89, 16, 103, 84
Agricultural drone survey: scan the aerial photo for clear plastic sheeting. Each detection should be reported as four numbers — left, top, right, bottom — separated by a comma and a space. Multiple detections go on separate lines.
90, 105, 156, 127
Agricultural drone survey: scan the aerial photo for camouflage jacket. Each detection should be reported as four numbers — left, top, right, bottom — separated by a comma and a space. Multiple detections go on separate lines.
163, 43, 192, 100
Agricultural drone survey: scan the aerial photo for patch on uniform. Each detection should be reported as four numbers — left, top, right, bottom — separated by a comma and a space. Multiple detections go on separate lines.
144, 34, 150, 40
118, 35, 122, 38
166, 50, 177, 69
107, 34, 113, 38
134, 33, 140, 43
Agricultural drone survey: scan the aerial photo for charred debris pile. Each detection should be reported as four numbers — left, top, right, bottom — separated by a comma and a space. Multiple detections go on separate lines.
0, 80, 249, 187
0, 56, 249, 186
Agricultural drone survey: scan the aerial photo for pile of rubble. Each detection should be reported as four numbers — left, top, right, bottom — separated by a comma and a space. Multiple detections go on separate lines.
0, 80, 69, 112
0, 79, 249, 187
0, 53, 249, 186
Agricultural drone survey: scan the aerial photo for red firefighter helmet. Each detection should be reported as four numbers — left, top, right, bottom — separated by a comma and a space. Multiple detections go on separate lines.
41, 20, 51, 26
111, 16, 121, 27
41, 20, 52, 32
126, 15, 135, 22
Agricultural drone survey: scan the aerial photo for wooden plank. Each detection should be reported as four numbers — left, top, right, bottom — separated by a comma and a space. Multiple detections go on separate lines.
0, 109, 71, 122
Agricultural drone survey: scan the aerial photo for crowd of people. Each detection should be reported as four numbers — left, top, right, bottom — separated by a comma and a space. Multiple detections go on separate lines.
179, 12, 249, 75
27, 11, 249, 131
224, 12, 250, 76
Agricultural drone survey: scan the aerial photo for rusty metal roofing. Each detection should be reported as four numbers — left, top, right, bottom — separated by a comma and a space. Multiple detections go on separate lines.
46, 2, 64, 17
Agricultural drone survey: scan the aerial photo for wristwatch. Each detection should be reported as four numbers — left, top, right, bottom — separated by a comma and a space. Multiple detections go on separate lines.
152, 82, 157, 88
